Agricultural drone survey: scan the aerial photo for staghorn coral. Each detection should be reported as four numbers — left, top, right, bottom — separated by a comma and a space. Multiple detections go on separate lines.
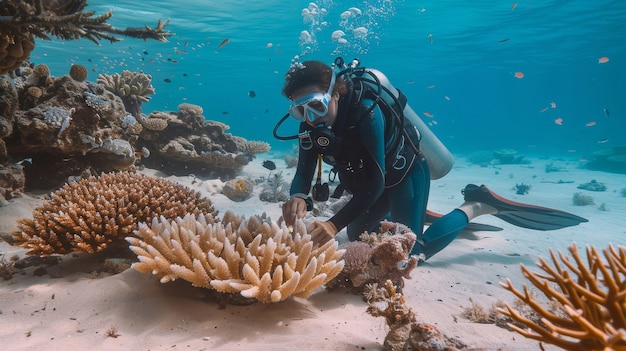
126, 211, 345, 304
12, 172, 216, 255
0, 0, 172, 74
498, 243, 626, 351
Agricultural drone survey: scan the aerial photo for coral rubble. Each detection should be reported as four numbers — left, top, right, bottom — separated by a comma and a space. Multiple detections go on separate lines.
365, 280, 463, 351
327, 221, 418, 291
498, 243, 626, 351
127, 211, 345, 303
11, 172, 215, 255
0, 0, 172, 74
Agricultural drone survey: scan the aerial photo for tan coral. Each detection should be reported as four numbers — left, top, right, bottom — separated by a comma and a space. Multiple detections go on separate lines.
127, 211, 345, 303
27, 86, 43, 98
12, 172, 216, 255
69, 64, 88, 82
97, 70, 155, 101
178, 103, 203, 115
235, 138, 271, 155
498, 243, 626, 351
139, 115, 169, 131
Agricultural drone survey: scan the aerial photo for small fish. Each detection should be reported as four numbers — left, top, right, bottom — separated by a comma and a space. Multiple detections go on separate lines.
510, 2, 517, 11
222, 111, 229, 115
444, 96, 450, 101
514, 71, 524, 79
554, 117, 563, 125
540, 106, 549, 113
143, 50, 149, 55
217, 38, 230, 50
428, 34, 433, 44
262, 160, 277, 170
598, 138, 609, 144
585, 121, 596, 127
550, 101, 557, 109
248, 90, 256, 98
164, 78, 172, 83
426, 84, 435, 89
498, 38, 510, 43
598, 56, 609, 64
423, 111, 434, 118
603, 108, 609, 117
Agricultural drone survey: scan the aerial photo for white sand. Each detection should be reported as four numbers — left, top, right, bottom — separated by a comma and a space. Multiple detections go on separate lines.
1, 154, 623, 351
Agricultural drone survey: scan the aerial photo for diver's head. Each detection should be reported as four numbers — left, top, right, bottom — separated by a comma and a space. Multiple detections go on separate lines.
282, 61, 348, 127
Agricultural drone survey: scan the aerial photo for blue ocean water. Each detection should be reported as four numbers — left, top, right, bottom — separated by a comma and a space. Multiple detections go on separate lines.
34, 0, 626, 157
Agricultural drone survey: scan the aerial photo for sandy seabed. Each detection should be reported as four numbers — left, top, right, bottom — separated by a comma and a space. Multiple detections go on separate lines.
1, 154, 624, 351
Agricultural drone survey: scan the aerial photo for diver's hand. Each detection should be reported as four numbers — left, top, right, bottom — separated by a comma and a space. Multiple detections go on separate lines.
282, 197, 308, 226
307, 220, 338, 246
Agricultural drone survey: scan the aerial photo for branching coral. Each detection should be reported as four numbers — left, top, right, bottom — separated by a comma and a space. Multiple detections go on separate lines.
12, 172, 216, 255
97, 70, 155, 116
126, 211, 345, 303
0, 0, 173, 74
498, 243, 626, 351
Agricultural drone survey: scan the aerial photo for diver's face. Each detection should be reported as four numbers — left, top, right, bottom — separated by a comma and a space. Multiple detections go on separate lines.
289, 86, 338, 128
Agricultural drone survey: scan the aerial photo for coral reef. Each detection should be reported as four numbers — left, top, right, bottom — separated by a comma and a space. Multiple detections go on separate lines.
327, 221, 418, 291
573, 192, 595, 206
69, 64, 88, 82
1, 63, 259, 189
11, 172, 216, 255
545, 162, 566, 173
126, 211, 345, 304
493, 148, 529, 164
585, 146, 626, 174
222, 177, 254, 202
364, 280, 464, 351
498, 243, 626, 351
577, 179, 607, 192
514, 183, 531, 195
466, 150, 495, 166
0, 0, 172, 74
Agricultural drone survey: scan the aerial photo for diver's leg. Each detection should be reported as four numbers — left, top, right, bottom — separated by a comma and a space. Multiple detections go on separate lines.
389, 157, 430, 250
346, 192, 390, 241
419, 209, 469, 259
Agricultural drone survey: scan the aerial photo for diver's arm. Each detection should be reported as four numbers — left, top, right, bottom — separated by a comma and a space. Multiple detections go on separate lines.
290, 143, 316, 197
328, 101, 386, 231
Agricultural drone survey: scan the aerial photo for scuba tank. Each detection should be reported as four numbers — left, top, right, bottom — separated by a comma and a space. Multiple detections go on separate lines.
339, 59, 454, 180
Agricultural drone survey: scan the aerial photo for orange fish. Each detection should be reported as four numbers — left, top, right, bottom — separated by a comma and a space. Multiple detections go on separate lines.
514, 71, 524, 79
423, 111, 434, 118
585, 121, 596, 127
217, 38, 230, 50
540, 106, 549, 113
598, 56, 609, 64
550, 101, 557, 108
554, 117, 563, 125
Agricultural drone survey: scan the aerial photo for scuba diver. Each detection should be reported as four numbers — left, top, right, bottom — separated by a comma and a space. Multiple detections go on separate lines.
273, 58, 587, 261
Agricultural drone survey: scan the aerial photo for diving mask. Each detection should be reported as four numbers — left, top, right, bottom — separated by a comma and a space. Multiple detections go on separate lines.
288, 72, 336, 123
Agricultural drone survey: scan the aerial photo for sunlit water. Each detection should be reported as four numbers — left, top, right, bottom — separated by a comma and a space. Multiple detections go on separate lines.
33, 0, 626, 157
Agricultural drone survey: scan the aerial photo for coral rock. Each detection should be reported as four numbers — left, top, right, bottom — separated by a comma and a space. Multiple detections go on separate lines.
127, 212, 345, 303
12, 172, 216, 255
328, 222, 418, 291
222, 178, 254, 202
69, 64, 88, 82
